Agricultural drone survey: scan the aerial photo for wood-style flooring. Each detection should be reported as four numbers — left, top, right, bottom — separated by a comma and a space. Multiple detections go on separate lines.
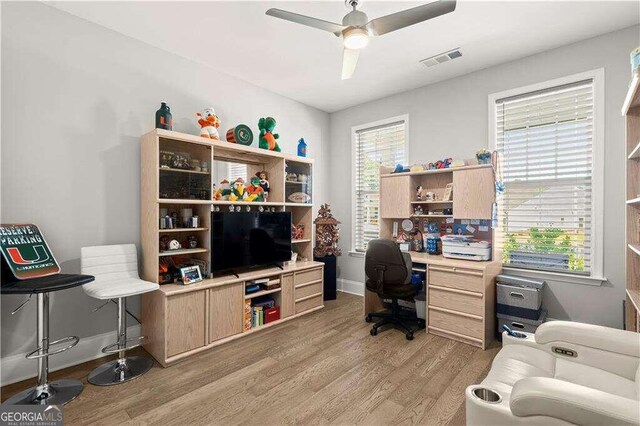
1, 293, 499, 425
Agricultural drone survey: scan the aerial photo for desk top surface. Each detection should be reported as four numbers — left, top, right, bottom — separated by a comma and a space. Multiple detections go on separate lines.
155, 261, 325, 296
408, 252, 500, 270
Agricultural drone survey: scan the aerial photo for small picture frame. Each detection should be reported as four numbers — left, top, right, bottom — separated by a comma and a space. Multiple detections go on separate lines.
443, 183, 453, 201
180, 265, 203, 285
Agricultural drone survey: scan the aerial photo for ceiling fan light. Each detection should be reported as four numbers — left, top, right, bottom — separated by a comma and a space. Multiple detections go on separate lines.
343, 28, 369, 49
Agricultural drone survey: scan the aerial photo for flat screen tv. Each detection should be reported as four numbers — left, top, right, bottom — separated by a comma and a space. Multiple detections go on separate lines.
211, 211, 292, 274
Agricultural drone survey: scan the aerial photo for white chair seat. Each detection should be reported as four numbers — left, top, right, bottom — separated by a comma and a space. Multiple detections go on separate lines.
81, 244, 159, 300
83, 277, 158, 300
483, 344, 637, 400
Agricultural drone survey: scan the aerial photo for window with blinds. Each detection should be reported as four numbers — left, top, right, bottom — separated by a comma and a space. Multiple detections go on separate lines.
495, 79, 594, 275
353, 120, 407, 252
227, 162, 247, 182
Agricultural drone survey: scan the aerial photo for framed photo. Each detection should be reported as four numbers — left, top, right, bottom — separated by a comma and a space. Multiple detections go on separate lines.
180, 265, 203, 285
442, 183, 453, 201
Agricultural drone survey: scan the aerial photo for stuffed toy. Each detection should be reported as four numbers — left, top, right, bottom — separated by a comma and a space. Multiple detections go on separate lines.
246, 176, 265, 202
196, 107, 221, 139
213, 179, 231, 201
258, 117, 281, 152
229, 178, 248, 202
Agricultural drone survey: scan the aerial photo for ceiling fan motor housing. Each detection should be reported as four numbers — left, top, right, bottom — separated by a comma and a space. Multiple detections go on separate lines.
342, 9, 368, 28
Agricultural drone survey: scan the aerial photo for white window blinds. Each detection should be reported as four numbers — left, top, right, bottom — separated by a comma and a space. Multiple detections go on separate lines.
354, 120, 406, 252
227, 162, 247, 182
495, 79, 594, 275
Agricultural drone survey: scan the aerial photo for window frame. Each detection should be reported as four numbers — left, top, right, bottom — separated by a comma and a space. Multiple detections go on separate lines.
488, 69, 605, 285
350, 115, 410, 256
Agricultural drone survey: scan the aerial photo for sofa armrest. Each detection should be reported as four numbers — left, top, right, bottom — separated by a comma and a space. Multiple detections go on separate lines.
535, 321, 640, 358
511, 377, 640, 426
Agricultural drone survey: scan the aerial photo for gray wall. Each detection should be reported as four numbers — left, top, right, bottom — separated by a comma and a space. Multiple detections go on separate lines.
1, 2, 330, 358
329, 25, 640, 328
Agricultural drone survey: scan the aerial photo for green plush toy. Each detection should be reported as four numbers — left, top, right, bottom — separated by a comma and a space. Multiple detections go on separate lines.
258, 117, 281, 152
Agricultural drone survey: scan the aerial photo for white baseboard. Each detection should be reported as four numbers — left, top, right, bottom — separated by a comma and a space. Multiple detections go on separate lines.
1, 325, 141, 386
337, 278, 364, 296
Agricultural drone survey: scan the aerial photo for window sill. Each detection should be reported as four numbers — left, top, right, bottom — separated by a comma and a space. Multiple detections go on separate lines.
501, 266, 606, 287
348, 250, 365, 258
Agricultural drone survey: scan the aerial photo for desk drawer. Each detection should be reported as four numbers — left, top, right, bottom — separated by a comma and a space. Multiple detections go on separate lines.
295, 293, 323, 314
294, 267, 323, 287
428, 307, 483, 340
295, 280, 323, 299
428, 265, 484, 293
429, 286, 483, 317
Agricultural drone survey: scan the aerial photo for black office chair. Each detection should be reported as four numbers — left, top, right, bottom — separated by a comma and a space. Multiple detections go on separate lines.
364, 239, 425, 340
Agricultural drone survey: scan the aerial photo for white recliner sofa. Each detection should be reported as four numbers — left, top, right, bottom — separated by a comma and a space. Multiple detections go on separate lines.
466, 321, 640, 425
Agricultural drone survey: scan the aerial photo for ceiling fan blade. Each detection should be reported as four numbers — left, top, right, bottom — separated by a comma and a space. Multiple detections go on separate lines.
365, 0, 456, 36
342, 48, 360, 80
266, 9, 346, 36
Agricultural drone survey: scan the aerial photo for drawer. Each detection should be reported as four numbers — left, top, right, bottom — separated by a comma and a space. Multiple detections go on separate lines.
428, 265, 484, 293
497, 283, 542, 310
295, 280, 323, 299
294, 267, 323, 286
429, 286, 483, 317
295, 294, 323, 314
428, 307, 483, 340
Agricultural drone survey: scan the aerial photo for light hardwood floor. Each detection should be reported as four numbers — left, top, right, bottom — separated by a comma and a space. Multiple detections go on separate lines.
1, 293, 499, 425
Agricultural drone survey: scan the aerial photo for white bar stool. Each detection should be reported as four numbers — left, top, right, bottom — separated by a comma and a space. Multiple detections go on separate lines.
80, 244, 159, 386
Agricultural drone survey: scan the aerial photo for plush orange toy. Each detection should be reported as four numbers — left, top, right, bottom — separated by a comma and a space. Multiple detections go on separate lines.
196, 107, 220, 139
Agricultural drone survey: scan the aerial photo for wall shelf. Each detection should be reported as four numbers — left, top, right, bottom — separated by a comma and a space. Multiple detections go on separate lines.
410, 200, 453, 204
212, 200, 284, 207
158, 199, 213, 205
159, 228, 209, 233
244, 287, 282, 299
622, 70, 640, 115
159, 248, 209, 257
160, 167, 210, 175
410, 214, 453, 218
292, 239, 312, 244
626, 197, 640, 206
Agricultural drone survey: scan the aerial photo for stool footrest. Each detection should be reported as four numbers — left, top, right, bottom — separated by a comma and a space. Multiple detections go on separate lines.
102, 336, 146, 355
26, 336, 80, 360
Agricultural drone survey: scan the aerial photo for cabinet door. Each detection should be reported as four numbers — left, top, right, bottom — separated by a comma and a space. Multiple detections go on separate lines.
452, 168, 494, 219
281, 273, 295, 318
380, 175, 412, 218
209, 283, 243, 342
166, 291, 206, 357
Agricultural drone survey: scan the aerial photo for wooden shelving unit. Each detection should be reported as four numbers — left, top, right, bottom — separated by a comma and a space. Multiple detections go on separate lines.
141, 128, 316, 283
624, 69, 640, 333
140, 129, 323, 366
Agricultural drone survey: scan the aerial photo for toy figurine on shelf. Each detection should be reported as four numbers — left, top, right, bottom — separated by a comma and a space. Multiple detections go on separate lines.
414, 205, 424, 216
258, 117, 281, 152
476, 149, 492, 165
229, 178, 248, 202
246, 176, 265, 202
256, 171, 270, 201
196, 107, 221, 139
416, 185, 423, 201
213, 179, 232, 201
297, 138, 307, 157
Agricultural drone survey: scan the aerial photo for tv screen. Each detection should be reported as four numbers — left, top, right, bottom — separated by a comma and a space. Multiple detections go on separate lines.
211, 211, 292, 273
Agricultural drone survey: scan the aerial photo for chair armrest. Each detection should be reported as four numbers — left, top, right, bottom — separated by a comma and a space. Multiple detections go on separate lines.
511, 377, 640, 426
535, 321, 640, 358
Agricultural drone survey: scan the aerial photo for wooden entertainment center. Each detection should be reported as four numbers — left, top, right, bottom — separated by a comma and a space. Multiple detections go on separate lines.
139, 129, 322, 366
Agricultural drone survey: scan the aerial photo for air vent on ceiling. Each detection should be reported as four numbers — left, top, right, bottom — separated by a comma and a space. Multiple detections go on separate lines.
420, 48, 462, 68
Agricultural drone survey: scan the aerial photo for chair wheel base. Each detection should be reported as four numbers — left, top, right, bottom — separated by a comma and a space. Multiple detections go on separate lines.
88, 356, 153, 386
3, 379, 83, 406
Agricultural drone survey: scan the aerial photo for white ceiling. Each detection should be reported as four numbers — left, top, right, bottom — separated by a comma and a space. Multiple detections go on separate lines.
48, 1, 639, 113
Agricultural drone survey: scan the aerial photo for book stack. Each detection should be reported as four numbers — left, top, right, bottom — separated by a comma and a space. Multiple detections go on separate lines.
248, 296, 277, 329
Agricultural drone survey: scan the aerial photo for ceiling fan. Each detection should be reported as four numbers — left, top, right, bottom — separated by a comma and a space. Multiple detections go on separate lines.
266, 0, 457, 80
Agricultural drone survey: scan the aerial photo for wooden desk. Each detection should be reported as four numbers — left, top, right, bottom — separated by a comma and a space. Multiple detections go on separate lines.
364, 252, 501, 349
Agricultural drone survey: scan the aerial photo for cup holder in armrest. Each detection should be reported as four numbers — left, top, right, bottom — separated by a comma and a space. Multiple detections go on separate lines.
472, 387, 502, 403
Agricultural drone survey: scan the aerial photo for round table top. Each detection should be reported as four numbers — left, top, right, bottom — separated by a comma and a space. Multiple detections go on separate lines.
1, 273, 95, 294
